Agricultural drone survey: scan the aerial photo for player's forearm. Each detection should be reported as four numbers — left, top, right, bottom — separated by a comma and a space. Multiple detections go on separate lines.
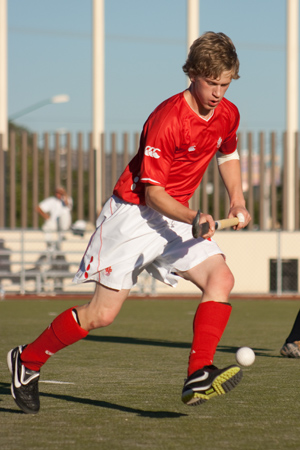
36, 206, 50, 220
218, 159, 245, 207
144, 184, 196, 224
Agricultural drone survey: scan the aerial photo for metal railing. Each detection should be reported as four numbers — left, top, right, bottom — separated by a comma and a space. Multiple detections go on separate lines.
0, 130, 300, 231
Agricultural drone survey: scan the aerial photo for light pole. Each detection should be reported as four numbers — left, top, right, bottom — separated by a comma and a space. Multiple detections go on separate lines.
9, 94, 70, 121
0, 0, 7, 150
93, 0, 105, 215
286, 0, 299, 231
187, 0, 199, 87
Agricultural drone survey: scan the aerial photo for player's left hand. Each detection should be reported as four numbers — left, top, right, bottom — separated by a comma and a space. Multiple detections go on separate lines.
228, 206, 251, 230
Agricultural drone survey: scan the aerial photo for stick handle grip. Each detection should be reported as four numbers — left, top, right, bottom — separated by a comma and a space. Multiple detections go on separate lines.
192, 215, 240, 238
215, 217, 239, 230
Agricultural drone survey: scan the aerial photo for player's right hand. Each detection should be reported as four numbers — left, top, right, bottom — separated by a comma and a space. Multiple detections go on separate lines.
197, 212, 215, 239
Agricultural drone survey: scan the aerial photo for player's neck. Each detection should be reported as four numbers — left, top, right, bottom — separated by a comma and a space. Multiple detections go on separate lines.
184, 89, 214, 120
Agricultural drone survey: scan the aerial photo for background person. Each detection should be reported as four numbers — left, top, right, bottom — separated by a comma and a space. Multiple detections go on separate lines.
36, 186, 73, 233
35, 186, 73, 289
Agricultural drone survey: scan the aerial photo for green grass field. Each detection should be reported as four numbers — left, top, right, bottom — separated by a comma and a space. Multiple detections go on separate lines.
1, 298, 300, 450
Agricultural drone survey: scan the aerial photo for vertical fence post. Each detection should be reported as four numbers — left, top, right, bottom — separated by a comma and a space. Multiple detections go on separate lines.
101, 133, 105, 209
20, 229, 25, 295
259, 132, 265, 230
88, 133, 95, 224
10, 131, 16, 229
270, 132, 277, 230
201, 170, 208, 214
111, 133, 117, 193
283, 132, 288, 230
55, 133, 60, 189
77, 133, 84, 220
276, 230, 282, 296
213, 157, 219, 218
295, 132, 299, 230
247, 132, 254, 230
0, 135, 4, 227
134, 133, 140, 155
21, 132, 27, 228
123, 133, 129, 168
32, 133, 38, 229
44, 133, 49, 199
190, 187, 200, 212
66, 133, 72, 203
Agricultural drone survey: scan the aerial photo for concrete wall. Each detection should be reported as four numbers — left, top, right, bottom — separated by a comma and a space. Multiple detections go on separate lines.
0, 229, 299, 296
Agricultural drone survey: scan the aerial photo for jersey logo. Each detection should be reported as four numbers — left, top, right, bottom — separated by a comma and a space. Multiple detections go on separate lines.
105, 266, 112, 276
217, 137, 222, 148
188, 145, 196, 152
144, 146, 161, 159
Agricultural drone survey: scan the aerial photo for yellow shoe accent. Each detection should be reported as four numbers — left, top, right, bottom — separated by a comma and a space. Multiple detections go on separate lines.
182, 365, 242, 406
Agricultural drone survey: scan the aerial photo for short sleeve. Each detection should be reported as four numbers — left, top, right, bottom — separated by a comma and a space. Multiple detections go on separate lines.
218, 103, 240, 155
139, 113, 178, 187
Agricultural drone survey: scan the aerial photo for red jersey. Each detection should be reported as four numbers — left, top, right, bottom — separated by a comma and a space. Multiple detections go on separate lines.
113, 91, 240, 207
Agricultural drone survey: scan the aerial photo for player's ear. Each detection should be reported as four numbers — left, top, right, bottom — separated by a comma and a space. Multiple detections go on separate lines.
188, 70, 196, 83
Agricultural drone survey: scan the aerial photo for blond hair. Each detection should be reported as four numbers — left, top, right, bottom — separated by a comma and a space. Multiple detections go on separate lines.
182, 31, 240, 80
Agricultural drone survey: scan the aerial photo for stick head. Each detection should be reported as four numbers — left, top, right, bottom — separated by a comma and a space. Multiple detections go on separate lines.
192, 210, 210, 238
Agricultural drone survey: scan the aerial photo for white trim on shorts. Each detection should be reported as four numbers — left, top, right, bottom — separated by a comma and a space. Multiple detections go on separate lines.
72, 195, 224, 291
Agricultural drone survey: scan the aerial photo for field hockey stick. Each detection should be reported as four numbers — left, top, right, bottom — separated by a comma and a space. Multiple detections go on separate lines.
192, 210, 240, 238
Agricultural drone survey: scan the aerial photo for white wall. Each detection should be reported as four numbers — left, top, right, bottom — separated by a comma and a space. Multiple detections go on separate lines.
0, 229, 299, 296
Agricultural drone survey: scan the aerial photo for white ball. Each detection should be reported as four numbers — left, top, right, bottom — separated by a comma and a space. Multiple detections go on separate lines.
235, 347, 255, 367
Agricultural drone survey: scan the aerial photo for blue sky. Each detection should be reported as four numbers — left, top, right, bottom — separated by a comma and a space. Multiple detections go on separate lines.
8, 0, 289, 149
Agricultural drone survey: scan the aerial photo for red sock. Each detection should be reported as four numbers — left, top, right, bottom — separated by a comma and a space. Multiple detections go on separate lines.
20, 307, 88, 371
188, 301, 232, 376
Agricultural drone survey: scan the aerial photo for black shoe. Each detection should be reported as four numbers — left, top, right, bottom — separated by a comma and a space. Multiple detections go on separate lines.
280, 341, 300, 358
181, 364, 243, 406
7, 345, 40, 414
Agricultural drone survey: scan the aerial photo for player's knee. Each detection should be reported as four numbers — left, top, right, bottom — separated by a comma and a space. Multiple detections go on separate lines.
220, 267, 235, 295
207, 266, 234, 297
89, 311, 115, 329
224, 270, 235, 294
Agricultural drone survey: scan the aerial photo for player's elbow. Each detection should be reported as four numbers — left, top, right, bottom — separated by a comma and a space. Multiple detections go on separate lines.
144, 189, 154, 208
144, 184, 164, 209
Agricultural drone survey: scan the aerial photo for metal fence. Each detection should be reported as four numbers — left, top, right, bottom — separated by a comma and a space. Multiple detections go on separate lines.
0, 130, 299, 230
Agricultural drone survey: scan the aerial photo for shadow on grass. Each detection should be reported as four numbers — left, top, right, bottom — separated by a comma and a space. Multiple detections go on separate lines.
85, 335, 280, 357
217, 345, 283, 358
85, 334, 191, 348
0, 382, 187, 418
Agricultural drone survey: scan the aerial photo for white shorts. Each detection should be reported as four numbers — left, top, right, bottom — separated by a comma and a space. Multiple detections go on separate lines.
72, 195, 224, 291
58, 210, 72, 231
